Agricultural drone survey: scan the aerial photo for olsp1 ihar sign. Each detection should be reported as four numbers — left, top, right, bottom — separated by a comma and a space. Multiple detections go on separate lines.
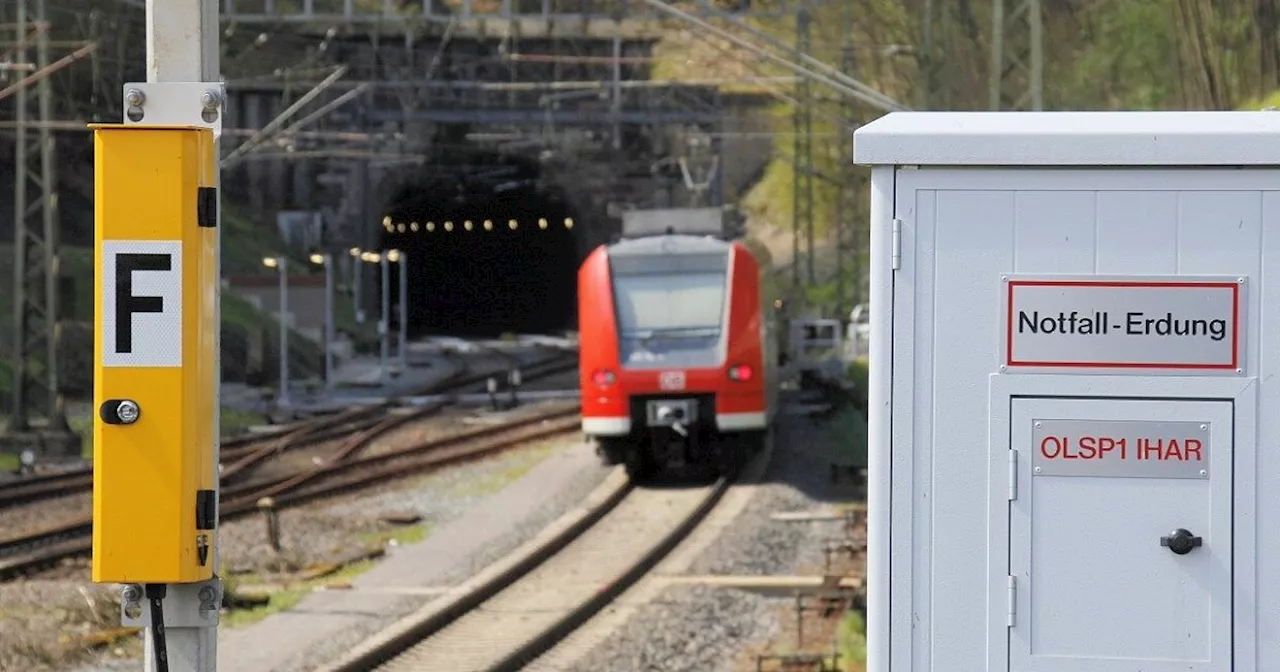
1001, 276, 1244, 375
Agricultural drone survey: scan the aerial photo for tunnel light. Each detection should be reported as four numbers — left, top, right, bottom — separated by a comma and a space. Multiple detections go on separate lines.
382, 216, 392, 228
483, 219, 494, 231
362, 251, 381, 263
564, 217, 574, 229
508, 219, 518, 230
464, 220, 474, 231
538, 217, 548, 229
396, 223, 406, 233
262, 256, 280, 269
426, 222, 436, 232
349, 247, 361, 257
309, 253, 325, 265
410, 222, 420, 232
386, 249, 402, 263
444, 221, 454, 232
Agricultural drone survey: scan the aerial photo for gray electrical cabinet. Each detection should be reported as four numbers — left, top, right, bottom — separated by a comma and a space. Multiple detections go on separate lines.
854, 111, 1280, 672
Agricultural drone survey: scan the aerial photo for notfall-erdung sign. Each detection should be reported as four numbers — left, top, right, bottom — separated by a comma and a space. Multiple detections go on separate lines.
1001, 276, 1244, 374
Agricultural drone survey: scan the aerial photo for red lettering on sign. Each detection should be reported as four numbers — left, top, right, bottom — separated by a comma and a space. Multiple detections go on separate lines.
1136, 437, 1203, 461
1036, 434, 1206, 462
1043, 435, 1125, 460
1040, 436, 1063, 459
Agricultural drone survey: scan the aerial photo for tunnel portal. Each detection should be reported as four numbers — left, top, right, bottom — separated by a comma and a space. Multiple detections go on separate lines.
381, 154, 581, 338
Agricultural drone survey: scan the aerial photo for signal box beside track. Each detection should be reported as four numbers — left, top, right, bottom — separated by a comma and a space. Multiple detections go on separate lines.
91, 125, 218, 584
854, 111, 1280, 672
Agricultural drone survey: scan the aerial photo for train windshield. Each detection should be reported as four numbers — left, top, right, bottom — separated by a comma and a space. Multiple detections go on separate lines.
611, 270, 728, 368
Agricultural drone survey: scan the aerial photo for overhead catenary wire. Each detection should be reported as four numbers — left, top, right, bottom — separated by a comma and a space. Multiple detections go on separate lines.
693, 32, 851, 128
221, 64, 349, 168
694, 0, 905, 111
271, 82, 372, 139
0, 40, 96, 102
632, 0, 907, 112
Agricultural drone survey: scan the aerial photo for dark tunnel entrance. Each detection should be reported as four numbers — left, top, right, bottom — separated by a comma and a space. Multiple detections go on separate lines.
380, 153, 580, 338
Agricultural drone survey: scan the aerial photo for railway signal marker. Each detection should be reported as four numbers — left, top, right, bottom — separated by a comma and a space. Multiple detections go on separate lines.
92, 125, 219, 585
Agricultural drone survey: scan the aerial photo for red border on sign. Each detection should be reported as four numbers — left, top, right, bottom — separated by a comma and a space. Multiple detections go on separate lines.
1005, 280, 1240, 370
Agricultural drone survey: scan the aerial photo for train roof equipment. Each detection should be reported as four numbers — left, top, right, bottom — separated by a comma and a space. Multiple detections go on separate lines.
619, 206, 726, 240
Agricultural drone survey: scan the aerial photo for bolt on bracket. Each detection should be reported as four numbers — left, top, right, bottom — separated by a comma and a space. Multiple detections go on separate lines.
122, 81, 225, 138
120, 578, 222, 629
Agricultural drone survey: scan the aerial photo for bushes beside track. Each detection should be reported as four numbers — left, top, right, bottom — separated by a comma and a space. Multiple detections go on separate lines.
846, 357, 869, 416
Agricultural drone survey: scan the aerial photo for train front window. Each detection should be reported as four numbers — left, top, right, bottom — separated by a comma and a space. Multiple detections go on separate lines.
612, 271, 728, 367
614, 272, 725, 335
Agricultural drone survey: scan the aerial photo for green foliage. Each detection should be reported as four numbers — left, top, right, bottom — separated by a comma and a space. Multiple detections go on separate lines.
221, 206, 315, 275
1047, 0, 1182, 110
836, 610, 868, 669
847, 356, 869, 409
220, 407, 268, 435
222, 558, 379, 629
826, 402, 869, 468
223, 290, 324, 381
1240, 90, 1280, 109
357, 522, 432, 547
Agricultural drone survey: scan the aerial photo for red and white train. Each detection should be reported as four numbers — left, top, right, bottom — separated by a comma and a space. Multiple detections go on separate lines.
577, 230, 778, 481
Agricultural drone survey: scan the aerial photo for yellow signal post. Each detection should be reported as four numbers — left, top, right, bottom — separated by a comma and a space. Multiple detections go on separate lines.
91, 124, 218, 585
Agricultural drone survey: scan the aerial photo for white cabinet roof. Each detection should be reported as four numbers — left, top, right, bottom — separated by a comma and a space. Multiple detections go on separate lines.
853, 111, 1280, 166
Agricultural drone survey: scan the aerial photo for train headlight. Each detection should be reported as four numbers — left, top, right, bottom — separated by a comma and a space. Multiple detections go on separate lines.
728, 364, 753, 382
591, 369, 616, 387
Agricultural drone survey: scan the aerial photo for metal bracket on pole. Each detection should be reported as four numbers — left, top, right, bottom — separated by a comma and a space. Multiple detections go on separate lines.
122, 81, 225, 137
121, 580, 222, 629
124, 580, 222, 671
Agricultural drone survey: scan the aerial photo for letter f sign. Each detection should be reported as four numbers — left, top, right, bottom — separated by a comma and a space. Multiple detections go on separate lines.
101, 241, 183, 368
116, 253, 170, 353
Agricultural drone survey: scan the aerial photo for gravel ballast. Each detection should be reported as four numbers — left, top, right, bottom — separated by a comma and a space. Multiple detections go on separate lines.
213, 436, 611, 672
51, 428, 607, 672
556, 404, 865, 672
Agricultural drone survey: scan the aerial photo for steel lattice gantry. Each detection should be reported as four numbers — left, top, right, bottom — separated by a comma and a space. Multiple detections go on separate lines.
791, 5, 814, 290
7, 0, 72, 445
989, 0, 1043, 111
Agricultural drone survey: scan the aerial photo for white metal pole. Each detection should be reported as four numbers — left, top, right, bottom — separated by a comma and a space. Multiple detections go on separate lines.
398, 252, 408, 370
324, 253, 334, 389
278, 258, 290, 406
352, 252, 364, 324
143, 1, 220, 670
380, 256, 390, 384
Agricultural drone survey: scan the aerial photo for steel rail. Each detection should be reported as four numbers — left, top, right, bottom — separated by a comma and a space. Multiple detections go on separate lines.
0, 404, 582, 581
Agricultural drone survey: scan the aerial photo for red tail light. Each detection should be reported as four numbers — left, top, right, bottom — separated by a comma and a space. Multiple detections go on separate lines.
591, 369, 616, 387
728, 364, 753, 382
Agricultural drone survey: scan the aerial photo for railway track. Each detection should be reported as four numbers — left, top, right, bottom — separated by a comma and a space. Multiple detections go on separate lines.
0, 412, 388, 510
0, 348, 579, 509
320, 476, 732, 672
0, 401, 584, 581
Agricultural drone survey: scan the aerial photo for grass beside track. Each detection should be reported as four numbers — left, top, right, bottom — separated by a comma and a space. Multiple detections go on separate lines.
223, 559, 382, 629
